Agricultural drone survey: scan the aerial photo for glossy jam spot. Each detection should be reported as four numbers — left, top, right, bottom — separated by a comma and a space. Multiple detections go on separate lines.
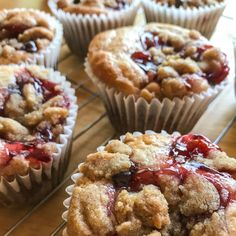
23, 41, 38, 53
205, 56, 229, 85
35, 124, 54, 142
106, 0, 128, 10
112, 171, 133, 188
0, 139, 51, 166
106, 186, 116, 216
131, 51, 158, 81
130, 162, 236, 208
112, 134, 236, 209
170, 134, 220, 161
140, 31, 163, 50
14, 68, 65, 102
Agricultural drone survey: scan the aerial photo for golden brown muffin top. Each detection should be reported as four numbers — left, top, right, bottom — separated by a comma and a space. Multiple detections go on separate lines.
88, 23, 229, 102
0, 10, 55, 64
67, 131, 236, 236
154, 0, 225, 8
57, 0, 133, 15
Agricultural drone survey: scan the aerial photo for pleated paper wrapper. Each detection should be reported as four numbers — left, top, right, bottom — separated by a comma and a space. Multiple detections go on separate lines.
142, 0, 226, 38
85, 60, 227, 135
0, 66, 78, 207
61, 130, 180, 236
48, 0, 140, 57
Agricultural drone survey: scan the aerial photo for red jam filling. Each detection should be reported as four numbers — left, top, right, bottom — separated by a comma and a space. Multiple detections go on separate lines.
0, 24, 39, 52
130, 32, 229, 86
0, 69, 69, 166
0, 139, 51, 167
14, 69, 65, 102
130, 162, 236, 209
106, 186, 116, 216
105, 0, 129, 10
170, 134, 220, 162
112, 134, 236, 209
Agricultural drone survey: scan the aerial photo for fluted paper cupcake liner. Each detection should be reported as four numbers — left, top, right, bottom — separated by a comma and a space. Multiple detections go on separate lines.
142, 0, 226, 38
0, 9, 63, 68
85, 60, 227, 134
0, 65, 78, 207
48, 0, 140, 57
61, 130, 179, 236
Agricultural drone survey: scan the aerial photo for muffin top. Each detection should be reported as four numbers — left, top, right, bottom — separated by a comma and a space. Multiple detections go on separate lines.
153, 0, 225, 8
0, 10, 56, 64
67, 131, 236, 236
0, 65, 70, 178
88, 23, 229, 101
57, 0, 133, 14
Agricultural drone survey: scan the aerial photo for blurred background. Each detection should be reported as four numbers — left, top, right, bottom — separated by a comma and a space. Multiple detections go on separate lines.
0, 0, 49, 11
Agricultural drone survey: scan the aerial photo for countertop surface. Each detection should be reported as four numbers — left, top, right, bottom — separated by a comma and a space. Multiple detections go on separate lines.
0, 1, 236, 235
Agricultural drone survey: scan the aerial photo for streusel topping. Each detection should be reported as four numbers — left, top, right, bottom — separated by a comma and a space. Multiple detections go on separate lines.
88, 23, 229, 101
0, 10, 55, 64
0, 66, 70, 178
57, 0, 132, 14
154, 0, 224, 8
67, 132, 236, 236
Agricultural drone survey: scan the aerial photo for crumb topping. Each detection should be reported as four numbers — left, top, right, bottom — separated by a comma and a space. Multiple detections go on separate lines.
153, 0, 224, 8
0, 10, 55, 64
68, 132, 236, 236
88, 24, 229, 102
0, 66, 70, 178
57, 0, 132, 15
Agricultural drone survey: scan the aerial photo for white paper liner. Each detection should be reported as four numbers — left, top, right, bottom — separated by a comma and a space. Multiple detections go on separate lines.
48, 0, 140, 57
0, 9, 63, 68
0, 65, 78, 207
85, 60, 227, 134
61, 130, 179, 236
142, 0, 226, 38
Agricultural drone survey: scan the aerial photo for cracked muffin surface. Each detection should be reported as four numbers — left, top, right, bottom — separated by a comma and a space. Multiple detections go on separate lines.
67, 132, 236, 236
153, 0, 225, 8
57, 0, 133, 14
0, 10, 55, 64
0, 65, 70, 179
88, 23, 229, 102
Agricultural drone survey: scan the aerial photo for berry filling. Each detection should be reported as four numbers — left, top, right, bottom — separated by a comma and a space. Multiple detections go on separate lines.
0, 68, 70, 168
131, 31, 229, 87
0, 139, 51, 167
170, 134, 220, 161
106, 0, 129, 10
112, 134, 236, 209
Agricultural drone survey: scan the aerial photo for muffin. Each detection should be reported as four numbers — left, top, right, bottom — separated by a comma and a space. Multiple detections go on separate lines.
0, 9, 63, 67
62, 130, 236, 236
86, 23, 229, 134
0, 65, 77, 206
142, 0, 226, 38
48, 0, 140, 57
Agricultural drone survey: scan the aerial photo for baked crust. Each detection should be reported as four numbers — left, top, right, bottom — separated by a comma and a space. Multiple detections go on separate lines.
67, 132, 236, 236
153, 0, 225, 8
0, 10, 55, 64
0, 65, 70, 179
88, 23, 229, 101
57, 0, 133, 15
